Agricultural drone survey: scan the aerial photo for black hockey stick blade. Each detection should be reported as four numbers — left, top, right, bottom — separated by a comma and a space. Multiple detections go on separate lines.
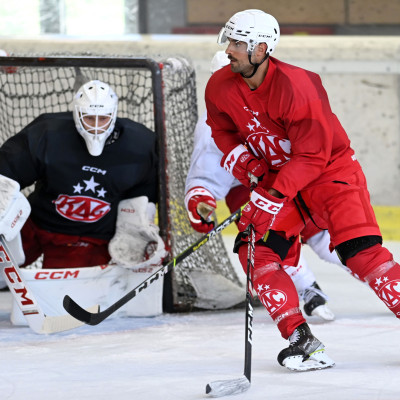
63, 261, 170, 325
63, 207, 242, 325
62, 295, 94, 325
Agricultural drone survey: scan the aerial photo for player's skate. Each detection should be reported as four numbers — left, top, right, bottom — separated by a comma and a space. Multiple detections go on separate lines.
303, 282, 335, 321
277, 322, 335, 371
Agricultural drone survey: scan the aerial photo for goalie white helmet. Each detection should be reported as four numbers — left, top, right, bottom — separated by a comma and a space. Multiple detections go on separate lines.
210, 51, 230, 74
73, 80, 118, 156
217, 9, 280, 55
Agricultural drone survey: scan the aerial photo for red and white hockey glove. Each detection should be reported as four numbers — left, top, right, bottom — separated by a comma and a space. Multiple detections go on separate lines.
185, 187, 217, 234
238, 188, 285, 240
221, 144, 268, 188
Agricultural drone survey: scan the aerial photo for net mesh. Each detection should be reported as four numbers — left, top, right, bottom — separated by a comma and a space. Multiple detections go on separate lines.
0, 55, 244, 311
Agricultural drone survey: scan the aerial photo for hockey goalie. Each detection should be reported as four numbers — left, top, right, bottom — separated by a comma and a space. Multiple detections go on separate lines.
0, 79, 167, 327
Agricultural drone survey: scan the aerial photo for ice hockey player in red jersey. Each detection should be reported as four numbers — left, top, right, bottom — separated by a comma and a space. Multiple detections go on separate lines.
0, 80, 165, 271
205, 9, 400, 371
185, 51, 342, 322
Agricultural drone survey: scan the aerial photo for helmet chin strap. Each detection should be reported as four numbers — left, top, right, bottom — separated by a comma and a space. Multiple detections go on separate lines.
241, 53, 269, 79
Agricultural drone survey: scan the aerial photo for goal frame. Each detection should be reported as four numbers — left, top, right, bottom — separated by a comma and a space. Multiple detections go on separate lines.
0, 55, 244, 313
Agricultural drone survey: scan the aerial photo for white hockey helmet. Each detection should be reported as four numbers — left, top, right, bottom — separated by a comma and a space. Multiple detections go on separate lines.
217, 9, 280, 55
210, 51, 230, 74
73, 80, 118, 156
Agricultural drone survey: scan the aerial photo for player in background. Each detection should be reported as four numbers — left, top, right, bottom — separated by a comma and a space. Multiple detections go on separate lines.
185, 52, 342, 321
0, 79, 166, 273
205, 9, 400, 372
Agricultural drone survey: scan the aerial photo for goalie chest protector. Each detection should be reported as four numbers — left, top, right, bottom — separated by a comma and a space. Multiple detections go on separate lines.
0, 112, 158, 240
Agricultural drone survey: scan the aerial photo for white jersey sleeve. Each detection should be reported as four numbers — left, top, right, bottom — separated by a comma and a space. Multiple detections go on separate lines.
185, 111, 240, 200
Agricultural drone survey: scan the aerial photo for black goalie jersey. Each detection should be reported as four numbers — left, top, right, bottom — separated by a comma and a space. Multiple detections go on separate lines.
0, 112, 158, 240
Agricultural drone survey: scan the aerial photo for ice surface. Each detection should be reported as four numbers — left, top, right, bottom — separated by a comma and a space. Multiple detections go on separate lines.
1, 238, 400, 400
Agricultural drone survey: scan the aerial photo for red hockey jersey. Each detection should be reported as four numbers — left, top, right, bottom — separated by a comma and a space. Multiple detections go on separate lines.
205, 57, 361, 200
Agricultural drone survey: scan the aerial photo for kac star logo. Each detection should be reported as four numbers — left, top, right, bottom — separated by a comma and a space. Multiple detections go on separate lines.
52, 175, 110, 223
257, 284, 287, 314
375, 277, 400, 309
53, 195, 111, 222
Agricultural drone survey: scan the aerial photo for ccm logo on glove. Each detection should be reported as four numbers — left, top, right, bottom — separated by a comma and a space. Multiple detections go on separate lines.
251, 190, 283, 214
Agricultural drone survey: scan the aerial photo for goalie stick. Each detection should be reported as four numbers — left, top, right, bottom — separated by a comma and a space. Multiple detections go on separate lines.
63, 207, 242, 325
206, 176, 258, 397
0, 235, 99, 334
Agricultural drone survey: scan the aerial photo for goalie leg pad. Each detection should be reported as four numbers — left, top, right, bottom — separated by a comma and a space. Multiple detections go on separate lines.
10, 264, 164, 325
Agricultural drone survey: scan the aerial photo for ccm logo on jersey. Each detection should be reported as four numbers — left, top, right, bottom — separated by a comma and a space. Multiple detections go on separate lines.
82, 166, 107, 175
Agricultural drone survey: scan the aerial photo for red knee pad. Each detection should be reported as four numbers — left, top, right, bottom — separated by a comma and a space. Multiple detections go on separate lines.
238, 245, 305, 338
255, 266, 305, 338
346, 243, 393, 282
347, 245, 400, 318
255, 267, 305, 338
367, 261, 400, 318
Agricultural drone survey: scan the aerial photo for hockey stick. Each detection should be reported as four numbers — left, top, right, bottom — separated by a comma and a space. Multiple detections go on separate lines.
206, 176, 257, 397
63, 207, 242, 325
0, 235, 99, 334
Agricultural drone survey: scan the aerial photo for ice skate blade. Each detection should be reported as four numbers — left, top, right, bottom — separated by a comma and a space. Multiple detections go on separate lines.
282, 350, 335, 372
311, 304, 335, 321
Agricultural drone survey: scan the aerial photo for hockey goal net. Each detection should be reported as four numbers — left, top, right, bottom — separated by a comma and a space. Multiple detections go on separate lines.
0, 55, 244, 311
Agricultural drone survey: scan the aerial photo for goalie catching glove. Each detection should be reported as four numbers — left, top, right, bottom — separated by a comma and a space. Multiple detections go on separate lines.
221, 144, 268, 188
238, 188, 286, 241
184, 186, 217, 233
108, 196, 167, 269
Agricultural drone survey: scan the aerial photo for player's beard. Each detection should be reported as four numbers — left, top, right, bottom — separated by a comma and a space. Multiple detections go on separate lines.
229, 56, 254, 76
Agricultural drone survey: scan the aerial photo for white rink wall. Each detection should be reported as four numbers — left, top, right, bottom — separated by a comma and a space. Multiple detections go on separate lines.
0, 35, 399, 206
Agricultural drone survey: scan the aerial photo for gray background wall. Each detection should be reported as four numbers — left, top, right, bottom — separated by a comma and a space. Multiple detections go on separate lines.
0, 35, 399, 206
